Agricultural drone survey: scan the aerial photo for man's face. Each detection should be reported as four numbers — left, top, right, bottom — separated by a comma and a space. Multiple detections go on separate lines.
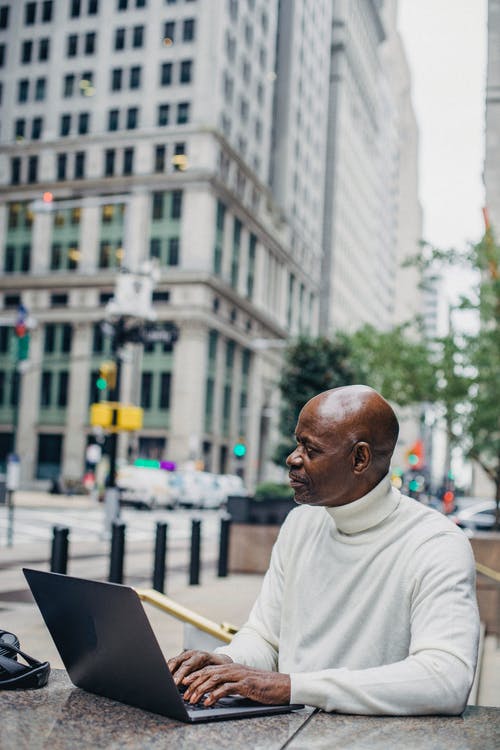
286, 399, 357, 507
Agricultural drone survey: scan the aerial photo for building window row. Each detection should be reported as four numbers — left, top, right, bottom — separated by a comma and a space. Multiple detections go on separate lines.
151, 190, 183, 221
111, 65, 141, 90
17, 76, 46, 102
4, 244, 31, 273
149, 236, 180, 266
21, 37, 50, 63
60, 111, 90, 136
104, 147, 135, 177
153, 141, 186, 172
14, 116, 43, 141
70, 0, 99, 18
114, 24, 144, 50
117, 0, 147, 10
66, 31, 96, 57
162, 17, 196, 43
40, 370, 69, 409
10, 155, 38, 184
160, 59, 193, 85
63, 71, 93, 97
107, 106, 139, 131
24, 1, 53, 25
155, 99, 190, 124
56, 151, 86, 181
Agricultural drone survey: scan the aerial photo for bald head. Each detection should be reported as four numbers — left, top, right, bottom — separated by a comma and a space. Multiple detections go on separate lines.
286, 385, 399, 507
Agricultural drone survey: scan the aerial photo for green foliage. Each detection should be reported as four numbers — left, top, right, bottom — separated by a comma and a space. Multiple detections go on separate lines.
254, 482, 294, 501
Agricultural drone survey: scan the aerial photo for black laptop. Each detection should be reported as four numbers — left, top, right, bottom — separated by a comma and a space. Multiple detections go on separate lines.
23, 568, 304, 723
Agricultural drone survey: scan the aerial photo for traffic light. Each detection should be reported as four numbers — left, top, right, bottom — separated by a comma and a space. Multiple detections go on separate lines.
406, 440, 424, 469
96, 360, 117, 391
233, 442, 246, 458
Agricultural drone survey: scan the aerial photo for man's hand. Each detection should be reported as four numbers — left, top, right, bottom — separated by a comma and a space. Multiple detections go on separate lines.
181, 663, 291, 707
167, 650, 233, 686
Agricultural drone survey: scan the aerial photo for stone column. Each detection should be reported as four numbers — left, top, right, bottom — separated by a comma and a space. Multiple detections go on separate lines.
123, 189, 150, 270
31, 211, 52, 274
61, 322, 92, 478
16, 326, 43, 483
79, 200, 100, 272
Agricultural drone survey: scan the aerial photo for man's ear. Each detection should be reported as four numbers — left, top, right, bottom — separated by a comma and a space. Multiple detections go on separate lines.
352, 442, 371, 474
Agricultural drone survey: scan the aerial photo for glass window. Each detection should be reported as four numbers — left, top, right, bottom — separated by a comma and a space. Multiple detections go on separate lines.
58, 372, 69, 407
111, 68, 122, 90
18, 79, 29, 103
117, 0, 128, 9
171, 190, 182, 219
114, 28, 125, 50
177, 101, 189, 124
183, 18, 195, 41
150, 238, 161, 258
159, 373, 171, 410
126, 107, 138, 129
57, 153, 67, 180
152, 192, 163, 220
35, 77, 46, 101
168, 237, 179, 265
123, 147, 134, 175
164, 21, 175, 42
180, 59, 192, 84
44, 324, 55, 353
108, 109, 119, 131
60, 114, 71, 136
14, 119, 25, 139
63, 74, 75, 97
133, 25, 144, 47
129, 65, 141, 88
70, 0, 81, 17
104, 149, 115, 176
74, 151, 85, 178
67, 34, 78, 57
31, 117, 43, 139
85, 32, 96, 54
40, 371, 52, 407
25, 2, 36, 24
154, 145, 165, 172
140, 372, 153, 409
39, 38, 50, 61
27, 155, 38, 182
78, 112, 90, 134
0, 5, 9, 28
10, 157, 21, 185
157, 103, 169, 126
0, 43, 5, 67
88, 0, 99, 15
21, 40, 33, 64
42, 1, 53, 21
161, 62, 172, 86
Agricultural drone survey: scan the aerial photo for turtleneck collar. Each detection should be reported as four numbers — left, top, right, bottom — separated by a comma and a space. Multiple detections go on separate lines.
325, 475, 399, 535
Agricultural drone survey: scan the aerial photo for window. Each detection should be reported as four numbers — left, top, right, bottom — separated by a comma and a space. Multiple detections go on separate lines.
31, 117, 43, 139
85, 32, 96, 54
123, 147, 134, 175
70, 0, 81, 17
57, 153, 67, 180
164, 21, 175, 42
25, 2, 36, 24
0, 43, 5, 67
0, 6, 9, 28
177, 101, 189, 124
152, 192, 163, 220
157, 103, 169, 126
111, 68, 122, 90
67, 34, 78, 57
18, 79, 29, 103
78, 112, 89, 134
161, 62, 172, 85
183, 18, 195, 41
35, 77, 46, 101
40, 371, 52, 407
126, 107, 138, 129
129, 65, 141, 88
136, 0, 146, 6
171, 190, 182, 219
42, 1, 53, 22
117, 0, 128, 9
133, 25, 144, 47
11, 157, 21, 185
74, 151, 85, 178
27, 155, 38, 182
108, 109, 119, 131
114, 28, 125, 50
57, 372, 69, 407
21, 40, 33, 64
15, 119, 26, 139
88, 0, 99, 15
80, 71, 93, 94
39, 38, 50, 61
168, 237, 179, 265
180, 59, 192, 84
60, 114, 71, 136
104, 149, 115, 176
159, 373, 171, 410
63, 74, 75, 97
150, 238, 161, 258
141, 372, 153, 409
154, 145, 165, 172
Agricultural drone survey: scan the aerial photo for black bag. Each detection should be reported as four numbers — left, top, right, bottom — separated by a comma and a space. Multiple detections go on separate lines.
0, 629, 50, 689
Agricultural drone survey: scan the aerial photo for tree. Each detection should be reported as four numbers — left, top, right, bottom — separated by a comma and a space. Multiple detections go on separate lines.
273, 336, 356, 465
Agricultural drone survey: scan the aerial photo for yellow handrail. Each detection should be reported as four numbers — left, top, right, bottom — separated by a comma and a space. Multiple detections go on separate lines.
136, 588, 238, 643
475, 562, 500, 583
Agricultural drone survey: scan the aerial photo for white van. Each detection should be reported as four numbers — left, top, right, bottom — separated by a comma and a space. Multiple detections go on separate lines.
116, 466, 177, 509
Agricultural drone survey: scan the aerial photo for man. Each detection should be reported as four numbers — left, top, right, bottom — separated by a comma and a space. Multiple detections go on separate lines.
168, 385, 479, 715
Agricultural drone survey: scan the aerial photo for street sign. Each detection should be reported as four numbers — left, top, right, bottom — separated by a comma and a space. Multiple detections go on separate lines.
89, 402, 143, 432
6, 454, 20, 491
142, 326, 179, 344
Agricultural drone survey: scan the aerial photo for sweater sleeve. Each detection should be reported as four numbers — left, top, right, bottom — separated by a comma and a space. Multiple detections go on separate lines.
289, 531, 480, 715
214, 515, 289, 671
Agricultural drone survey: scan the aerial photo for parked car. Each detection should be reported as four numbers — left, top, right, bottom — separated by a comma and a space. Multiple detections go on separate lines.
116, 466, 177, 510
450, 501, 497, 532
175, 471, 249, 510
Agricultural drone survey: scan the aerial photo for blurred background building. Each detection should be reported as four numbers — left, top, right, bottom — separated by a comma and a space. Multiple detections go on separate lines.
0, 0, 428, 489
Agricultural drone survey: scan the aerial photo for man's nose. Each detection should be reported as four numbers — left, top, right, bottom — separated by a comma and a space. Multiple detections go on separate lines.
286, 447, 302, 467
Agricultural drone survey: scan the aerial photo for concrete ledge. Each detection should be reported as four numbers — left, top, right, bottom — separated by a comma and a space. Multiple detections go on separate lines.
228, 523, 280, 573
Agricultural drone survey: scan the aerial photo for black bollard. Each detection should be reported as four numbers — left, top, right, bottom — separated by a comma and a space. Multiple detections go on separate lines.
109, 521, 126, 584
153, 521, 168, 593
217, 516, 231, 577
50, 526, 69, 574
189, 518, 201, 585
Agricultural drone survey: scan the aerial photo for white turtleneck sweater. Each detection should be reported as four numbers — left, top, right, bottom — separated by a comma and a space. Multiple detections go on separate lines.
216, 476, 479, 715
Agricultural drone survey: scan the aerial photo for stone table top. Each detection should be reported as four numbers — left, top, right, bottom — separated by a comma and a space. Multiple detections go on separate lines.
1, 670, 499, 750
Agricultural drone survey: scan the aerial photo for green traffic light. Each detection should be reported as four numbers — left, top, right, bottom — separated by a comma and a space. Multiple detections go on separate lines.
409, 479, 420, 492
408, 453, 418, 466
233, 443, 246, 458
96, 377, 107, 390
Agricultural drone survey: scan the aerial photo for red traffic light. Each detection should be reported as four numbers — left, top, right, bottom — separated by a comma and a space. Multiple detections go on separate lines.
443, 490, 455, 504
14, 321, 27, 338
42, 191, 54, 203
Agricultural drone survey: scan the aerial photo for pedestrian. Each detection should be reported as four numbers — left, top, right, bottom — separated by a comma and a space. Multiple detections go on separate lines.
168, 385, 479, 715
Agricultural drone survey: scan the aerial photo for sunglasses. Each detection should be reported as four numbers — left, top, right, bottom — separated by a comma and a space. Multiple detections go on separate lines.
0, 630, 50, 690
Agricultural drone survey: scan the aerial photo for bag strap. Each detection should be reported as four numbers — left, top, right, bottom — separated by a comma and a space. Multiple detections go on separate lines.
0, 640, 50, 689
